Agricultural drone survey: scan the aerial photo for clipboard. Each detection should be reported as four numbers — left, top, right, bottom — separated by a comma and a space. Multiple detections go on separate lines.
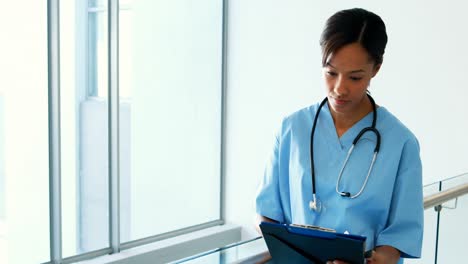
260, 222, 367, 264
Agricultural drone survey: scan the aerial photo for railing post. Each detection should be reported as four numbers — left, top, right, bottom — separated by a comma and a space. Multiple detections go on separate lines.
434, 181, 442, 264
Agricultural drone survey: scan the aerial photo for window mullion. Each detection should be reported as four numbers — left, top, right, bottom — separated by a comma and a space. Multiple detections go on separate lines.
108, 0, 120, 254
47, 0, 63, 263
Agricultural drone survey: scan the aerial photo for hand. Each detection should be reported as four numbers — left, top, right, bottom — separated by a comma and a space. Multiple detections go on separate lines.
366, 246, 400, 264
327, 245, 400, 264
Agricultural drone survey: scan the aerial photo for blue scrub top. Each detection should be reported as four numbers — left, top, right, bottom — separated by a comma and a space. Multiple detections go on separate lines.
256, 103, 424, 261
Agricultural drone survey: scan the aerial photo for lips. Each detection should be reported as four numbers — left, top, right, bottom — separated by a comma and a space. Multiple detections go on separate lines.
332, 98, 349, 105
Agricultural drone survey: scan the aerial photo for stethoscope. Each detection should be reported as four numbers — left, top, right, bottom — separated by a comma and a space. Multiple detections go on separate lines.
309, 94, 381, 212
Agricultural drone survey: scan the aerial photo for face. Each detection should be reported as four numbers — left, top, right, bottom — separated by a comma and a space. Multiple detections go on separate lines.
323, 42, 381, 116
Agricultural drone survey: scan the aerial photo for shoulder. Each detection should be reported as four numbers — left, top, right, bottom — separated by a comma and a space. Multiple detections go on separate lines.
271, 103, 322, 145
378, 107, 418, 139
280, 103, 321, 131
378, 107, 420, 150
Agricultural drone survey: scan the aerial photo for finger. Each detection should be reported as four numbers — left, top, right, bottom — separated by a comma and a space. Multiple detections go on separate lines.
365, 250, 376, 259
365, 250, 376, 264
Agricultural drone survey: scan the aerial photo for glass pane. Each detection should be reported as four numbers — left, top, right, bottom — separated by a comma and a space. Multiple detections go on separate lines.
405, 182, 441, 263
0, 2, 50, 263
119, 5, 133, 243
60, 0, 80, 257
176, 238, 269, 263
122, 0, 223, 241
119, 8, 132, 98
88, 7, 108, 97
81, 2, 112, 255
436, 173, 468, 263
0, 97, 4, 263
221, 238, 269, 263
61, 0, 110, 257
88, 0, 106, 9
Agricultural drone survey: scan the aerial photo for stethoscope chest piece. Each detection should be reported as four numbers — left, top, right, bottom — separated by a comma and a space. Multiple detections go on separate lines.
309, 194, 322, 212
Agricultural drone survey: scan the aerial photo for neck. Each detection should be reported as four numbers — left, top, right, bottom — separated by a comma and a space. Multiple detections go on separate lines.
329, 96, 374, 137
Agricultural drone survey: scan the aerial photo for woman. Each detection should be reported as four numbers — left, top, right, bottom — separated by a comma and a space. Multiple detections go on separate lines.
255, 8, 423, 264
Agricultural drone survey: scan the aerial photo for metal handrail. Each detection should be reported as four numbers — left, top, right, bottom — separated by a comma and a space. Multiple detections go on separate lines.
178, 181, 468, 263
242, 182, 468, 264
424, 182, 468, 209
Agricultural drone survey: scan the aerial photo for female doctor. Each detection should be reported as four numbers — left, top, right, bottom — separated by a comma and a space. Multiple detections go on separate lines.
255, 8, 423, 264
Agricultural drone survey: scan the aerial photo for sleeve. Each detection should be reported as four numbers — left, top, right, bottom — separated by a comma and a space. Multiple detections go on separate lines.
255, 123, 285, 223
376, 137, 424, 258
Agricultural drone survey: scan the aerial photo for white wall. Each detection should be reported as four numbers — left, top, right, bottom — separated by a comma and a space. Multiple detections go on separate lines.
224, 0, 468, 241
0, 1, 50, 263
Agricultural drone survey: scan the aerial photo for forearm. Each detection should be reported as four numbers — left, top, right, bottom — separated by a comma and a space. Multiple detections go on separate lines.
255, 215, 279, 235
367, 245, 400, 264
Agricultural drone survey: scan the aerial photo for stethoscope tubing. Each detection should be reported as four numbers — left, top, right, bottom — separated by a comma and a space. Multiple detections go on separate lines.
310, 94, 381, 206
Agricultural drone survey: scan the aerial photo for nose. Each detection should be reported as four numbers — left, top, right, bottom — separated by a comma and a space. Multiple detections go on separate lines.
334, 76, 348, 97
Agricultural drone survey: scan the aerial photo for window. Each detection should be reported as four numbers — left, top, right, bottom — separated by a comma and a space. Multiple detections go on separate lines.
57, 0, 225, 261
0, 1, 225, 262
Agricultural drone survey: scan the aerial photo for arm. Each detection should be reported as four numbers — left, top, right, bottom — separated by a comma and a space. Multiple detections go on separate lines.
255, 122, 287, 226
255, 214, 279, 235
376, 137, 424, 258
254, 214, 275, 263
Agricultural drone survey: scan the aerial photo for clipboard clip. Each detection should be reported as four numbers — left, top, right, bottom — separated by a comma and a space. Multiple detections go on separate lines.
290, 223, 336, 233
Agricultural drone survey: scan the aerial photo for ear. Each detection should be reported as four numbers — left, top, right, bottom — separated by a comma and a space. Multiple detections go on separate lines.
371, 63, 382, 78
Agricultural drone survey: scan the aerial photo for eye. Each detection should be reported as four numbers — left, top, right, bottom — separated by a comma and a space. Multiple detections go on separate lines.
326, 71, 337, 77
350, 76, 363, 81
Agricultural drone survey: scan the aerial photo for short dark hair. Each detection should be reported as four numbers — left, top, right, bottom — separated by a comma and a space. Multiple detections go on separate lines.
320, 8, 388, 67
